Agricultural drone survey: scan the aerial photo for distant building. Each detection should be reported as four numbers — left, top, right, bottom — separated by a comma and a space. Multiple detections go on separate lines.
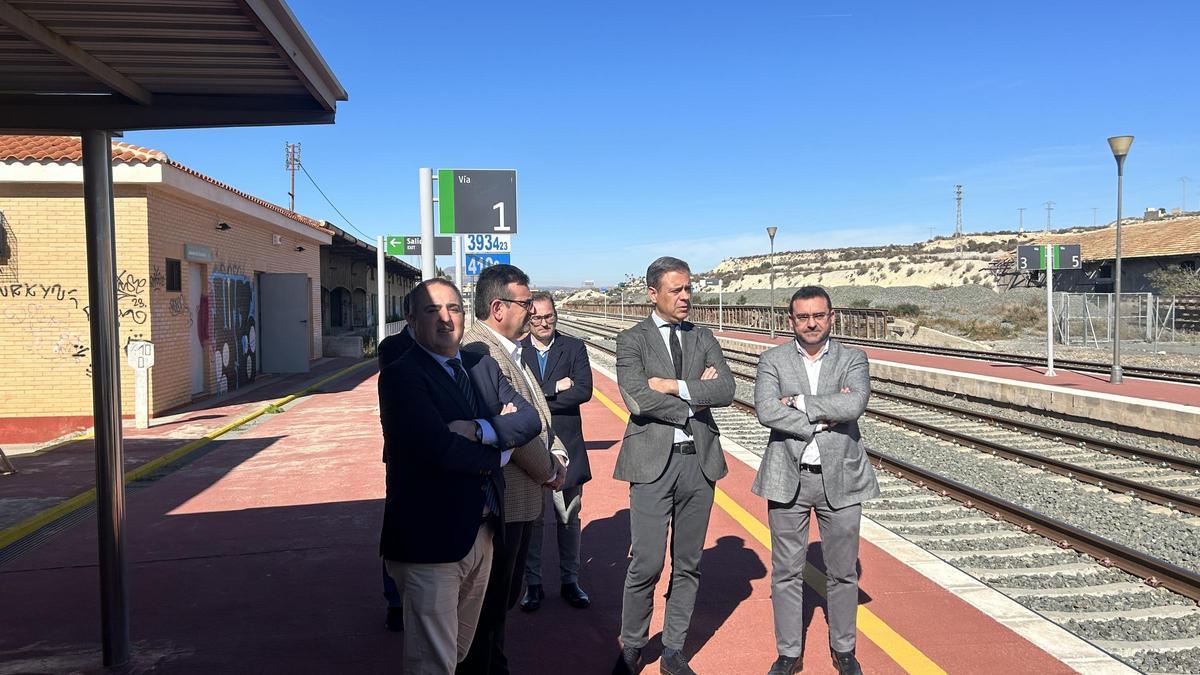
994, 216, 1200, 294
0, 135, 330, 443
319, 224, 420, 355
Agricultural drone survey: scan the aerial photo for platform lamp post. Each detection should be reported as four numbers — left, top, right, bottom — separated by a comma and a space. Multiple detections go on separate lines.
1108, 135, 1133, 384
767, 226, 778, 339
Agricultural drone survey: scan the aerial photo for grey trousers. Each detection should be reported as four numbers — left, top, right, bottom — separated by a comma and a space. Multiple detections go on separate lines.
386, 523, 493, 675
524, 486, 583, 585
620, 451, 714, 652
767, 469, 862, 656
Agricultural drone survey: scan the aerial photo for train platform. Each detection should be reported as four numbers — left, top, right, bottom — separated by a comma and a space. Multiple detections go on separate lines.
712, 328, 1200, 438
0, 361, 1123, 673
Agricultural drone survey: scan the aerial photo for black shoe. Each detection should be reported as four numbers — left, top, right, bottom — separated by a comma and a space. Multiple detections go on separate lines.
385, 606, 403, 632
831, 648, 862, 675
660, 649, 697, 675
611, 646, 641, 675
767, 655, 801, 675
560, 582, 590, 609
519, 584, 544, 613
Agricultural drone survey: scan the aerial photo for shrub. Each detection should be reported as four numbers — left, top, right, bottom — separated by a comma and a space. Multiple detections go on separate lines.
1147, 266, 1200, 296
737, 294, 748, 305
850, 298, 871, 308
892, 303, 921, 317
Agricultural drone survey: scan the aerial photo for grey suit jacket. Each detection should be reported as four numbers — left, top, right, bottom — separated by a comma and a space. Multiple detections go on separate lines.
614, 316, 735, 484
751, 338, 880, 509
463, 321, 562, 523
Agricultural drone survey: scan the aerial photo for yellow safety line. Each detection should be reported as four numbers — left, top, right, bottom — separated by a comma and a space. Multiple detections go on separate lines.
0, 359, 377, 551
592, 386, 946, 675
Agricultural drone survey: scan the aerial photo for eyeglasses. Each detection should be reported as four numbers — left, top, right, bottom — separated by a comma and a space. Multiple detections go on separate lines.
530, 313, 557, 324
498, 297, 534, 311
792, 312, 831, 323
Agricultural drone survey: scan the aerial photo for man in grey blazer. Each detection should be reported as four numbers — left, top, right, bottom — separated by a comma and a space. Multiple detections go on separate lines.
752, 286, 879, 675
613, 256, 735, 675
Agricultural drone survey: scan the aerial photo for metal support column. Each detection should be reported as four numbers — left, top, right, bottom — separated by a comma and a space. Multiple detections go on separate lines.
81, 129, 130, 667
419, 168, 436, 281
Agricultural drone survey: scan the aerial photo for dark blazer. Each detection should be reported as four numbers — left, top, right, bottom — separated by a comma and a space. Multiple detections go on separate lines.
378, 326, 415, 369
615, 316, 735, 484
520, 332, 593, 490
379, 347, 541, 564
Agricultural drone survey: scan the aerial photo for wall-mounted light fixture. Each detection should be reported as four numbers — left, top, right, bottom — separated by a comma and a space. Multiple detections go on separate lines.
216, 222, 231, 231
295, 246, 306, 252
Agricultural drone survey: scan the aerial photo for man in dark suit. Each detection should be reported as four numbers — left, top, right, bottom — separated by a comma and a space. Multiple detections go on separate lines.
379, 279, 542, 675
379, 291, 415, 630
613, 256, 735, 675
518, 291, 594, 612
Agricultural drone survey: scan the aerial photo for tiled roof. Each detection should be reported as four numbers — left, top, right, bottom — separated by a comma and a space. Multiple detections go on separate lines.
1034, 217, 1200, 261
0, 135, 330, 234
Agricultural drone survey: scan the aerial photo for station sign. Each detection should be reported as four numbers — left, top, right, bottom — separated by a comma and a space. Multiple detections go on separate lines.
465, 253, 511, 277
463, 234, 511, 254
439, 169, 517, 235
1016, 244, 1081, 271
386, 235, 451, 256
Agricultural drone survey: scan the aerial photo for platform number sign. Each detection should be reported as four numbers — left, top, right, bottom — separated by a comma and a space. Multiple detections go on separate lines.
438, 170, 517, 235
465, 253, 511, 277
1017, 244, 1081, 271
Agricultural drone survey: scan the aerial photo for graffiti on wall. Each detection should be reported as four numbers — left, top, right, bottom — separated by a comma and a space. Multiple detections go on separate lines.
115, 269, 149, 325
169, 296, 192, 326
149, 265, 165, 291
209, 272, 256, 394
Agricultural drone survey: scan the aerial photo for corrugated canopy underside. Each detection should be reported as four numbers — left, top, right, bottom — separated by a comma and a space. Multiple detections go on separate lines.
0, 0, 347, 132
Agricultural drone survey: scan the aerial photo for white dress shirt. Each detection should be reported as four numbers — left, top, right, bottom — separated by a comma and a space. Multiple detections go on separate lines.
790, 340, 830, 466
417, 343, 511, 466
650, 312, 694, 443
479, 323, 570, 473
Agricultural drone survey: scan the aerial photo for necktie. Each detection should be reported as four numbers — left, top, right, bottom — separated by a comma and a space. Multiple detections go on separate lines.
446, 357, 498, 516
537, 350, 548, 379
669, 324, 683, 379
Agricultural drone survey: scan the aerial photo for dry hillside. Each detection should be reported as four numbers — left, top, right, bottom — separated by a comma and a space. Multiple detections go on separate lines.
710, 232, 1037, 291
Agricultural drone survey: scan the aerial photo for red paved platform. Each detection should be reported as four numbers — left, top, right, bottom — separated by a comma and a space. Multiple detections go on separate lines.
0, 363, 1071, 673
715, 328, 1200, 407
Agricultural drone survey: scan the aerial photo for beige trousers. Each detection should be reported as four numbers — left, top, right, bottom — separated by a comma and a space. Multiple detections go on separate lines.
385, 523, 493, 675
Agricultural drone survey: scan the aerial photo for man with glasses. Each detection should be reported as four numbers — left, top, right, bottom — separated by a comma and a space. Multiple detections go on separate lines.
460, 265, 568, 675
752, 285, 878, 675
518, 291, 593, 612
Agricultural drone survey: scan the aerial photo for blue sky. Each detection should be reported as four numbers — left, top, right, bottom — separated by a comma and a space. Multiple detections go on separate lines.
127, 1, 1200, 287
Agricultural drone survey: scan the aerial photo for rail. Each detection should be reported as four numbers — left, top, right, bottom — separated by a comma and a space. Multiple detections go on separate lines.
563, 302, 891, 339
575, 331, 1200, 602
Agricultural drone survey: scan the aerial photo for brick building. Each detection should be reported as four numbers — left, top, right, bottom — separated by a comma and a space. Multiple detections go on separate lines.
320, 224, 420, 356
0, 135, 332, 443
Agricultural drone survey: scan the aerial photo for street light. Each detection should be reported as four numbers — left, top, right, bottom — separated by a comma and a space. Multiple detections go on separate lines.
1108, 135, 1133, 384
767, 226, 778, 339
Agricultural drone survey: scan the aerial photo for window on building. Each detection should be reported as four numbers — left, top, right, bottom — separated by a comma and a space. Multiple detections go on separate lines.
166, 258, 182, 292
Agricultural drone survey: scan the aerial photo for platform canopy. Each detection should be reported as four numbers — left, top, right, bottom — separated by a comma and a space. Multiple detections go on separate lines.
0, 1, 346, 667
0, 0, 347, 132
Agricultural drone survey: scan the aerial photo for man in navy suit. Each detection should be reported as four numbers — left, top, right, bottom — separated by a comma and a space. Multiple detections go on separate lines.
379, 292, 416, 630
379, 279, 541, 674
518, 291, 594, 611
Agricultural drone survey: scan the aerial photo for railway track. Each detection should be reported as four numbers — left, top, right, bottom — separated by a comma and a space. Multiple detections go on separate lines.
566, 321, 1200, 672
560, 309, 1200, 386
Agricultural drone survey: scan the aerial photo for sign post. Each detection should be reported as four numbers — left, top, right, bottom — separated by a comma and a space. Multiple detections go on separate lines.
124, 340, 154, 428
1016, 244, 1081, 377
377, 236, 387, 347
419, 168, 436, 280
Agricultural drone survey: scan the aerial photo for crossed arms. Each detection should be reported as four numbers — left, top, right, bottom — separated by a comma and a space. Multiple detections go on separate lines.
616, 326, 735, 425
754, 348, 870, 443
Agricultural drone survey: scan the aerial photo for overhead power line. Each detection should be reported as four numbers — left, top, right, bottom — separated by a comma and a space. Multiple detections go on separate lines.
298, 163, 375, 242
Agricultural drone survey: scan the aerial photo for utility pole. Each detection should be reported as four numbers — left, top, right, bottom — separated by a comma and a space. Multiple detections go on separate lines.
285, 142, 301, 211
1018, 207, 1025, 234
954, 185, 963, 237
1044, 201, 1055, 232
